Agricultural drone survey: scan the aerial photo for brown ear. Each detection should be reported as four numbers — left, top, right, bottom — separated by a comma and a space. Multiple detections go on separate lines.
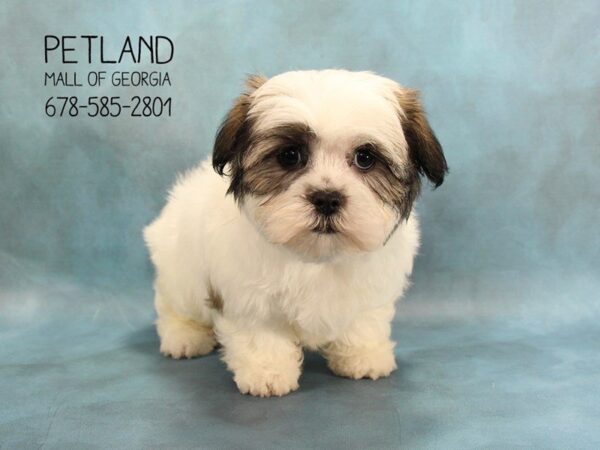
212, 75, 267, 182
396, 89, 448, 187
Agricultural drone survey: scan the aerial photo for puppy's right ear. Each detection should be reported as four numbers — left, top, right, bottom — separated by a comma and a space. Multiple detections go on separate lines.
212, 75, 267, 178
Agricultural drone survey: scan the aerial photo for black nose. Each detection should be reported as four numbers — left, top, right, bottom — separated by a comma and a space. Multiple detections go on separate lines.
308, 190, 345, 216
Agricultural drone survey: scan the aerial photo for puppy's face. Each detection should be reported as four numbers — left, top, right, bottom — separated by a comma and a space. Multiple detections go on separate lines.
213, 70, 447, 260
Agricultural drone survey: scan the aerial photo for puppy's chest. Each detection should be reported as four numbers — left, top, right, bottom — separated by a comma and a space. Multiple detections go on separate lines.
270, 263, 381, 343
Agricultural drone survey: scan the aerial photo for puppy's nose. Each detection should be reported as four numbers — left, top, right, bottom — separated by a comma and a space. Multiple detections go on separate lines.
308, 190, 344, 216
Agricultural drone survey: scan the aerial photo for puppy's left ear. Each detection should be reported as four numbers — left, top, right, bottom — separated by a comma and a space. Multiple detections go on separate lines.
212, 75, 268, 183
395, 89, 448, 187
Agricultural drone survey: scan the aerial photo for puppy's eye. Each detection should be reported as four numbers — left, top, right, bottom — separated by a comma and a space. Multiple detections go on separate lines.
354, 145, 376, 171
277, 146, 304, 169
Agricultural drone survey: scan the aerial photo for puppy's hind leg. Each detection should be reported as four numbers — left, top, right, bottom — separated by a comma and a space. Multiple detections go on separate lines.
155, 294, 217, 359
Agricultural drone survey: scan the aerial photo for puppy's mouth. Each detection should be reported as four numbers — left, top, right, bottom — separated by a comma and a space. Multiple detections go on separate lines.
312, 220, 338, 234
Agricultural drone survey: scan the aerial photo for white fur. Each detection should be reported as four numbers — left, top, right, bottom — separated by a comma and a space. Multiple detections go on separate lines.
144, 70, 421, 397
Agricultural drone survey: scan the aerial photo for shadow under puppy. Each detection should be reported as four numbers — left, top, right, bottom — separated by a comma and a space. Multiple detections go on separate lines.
144, 69, 447, 397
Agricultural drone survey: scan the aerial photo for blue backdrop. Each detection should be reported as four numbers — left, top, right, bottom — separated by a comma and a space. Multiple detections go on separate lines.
1, 1, 599, 448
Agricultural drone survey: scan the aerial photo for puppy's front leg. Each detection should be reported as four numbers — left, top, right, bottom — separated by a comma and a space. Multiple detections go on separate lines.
216, 316, 302, 397
323, 304, 397, 380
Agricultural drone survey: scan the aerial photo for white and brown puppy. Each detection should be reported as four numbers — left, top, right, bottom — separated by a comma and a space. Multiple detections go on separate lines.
144, 69, 447, 397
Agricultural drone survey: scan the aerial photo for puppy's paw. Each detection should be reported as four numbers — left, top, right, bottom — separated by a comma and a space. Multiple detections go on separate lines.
326, 343, 397, 380
234, 368, 300, 397
158, 318, 216, 359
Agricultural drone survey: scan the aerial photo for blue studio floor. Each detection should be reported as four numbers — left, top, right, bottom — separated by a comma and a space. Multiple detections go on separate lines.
2, 265, 599, 449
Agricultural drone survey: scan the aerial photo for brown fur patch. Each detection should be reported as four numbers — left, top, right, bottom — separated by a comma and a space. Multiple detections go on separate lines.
212, 74, 268, 198
242, 123, 316, 198
212, 77, 318, 202
206, 283, 224, 312
245, 74, 268, 91
347, 145, 420, 220
395, 89, 448, 187
360, 161, 420, 221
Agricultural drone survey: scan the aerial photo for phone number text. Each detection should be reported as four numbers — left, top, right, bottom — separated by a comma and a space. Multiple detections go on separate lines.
45, 96, 172, 117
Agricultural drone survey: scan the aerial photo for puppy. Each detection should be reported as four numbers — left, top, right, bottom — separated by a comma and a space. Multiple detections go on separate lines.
144, 70, 447, 396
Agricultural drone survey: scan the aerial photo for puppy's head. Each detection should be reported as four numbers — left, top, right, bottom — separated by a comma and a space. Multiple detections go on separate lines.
213, 70, 447, 260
